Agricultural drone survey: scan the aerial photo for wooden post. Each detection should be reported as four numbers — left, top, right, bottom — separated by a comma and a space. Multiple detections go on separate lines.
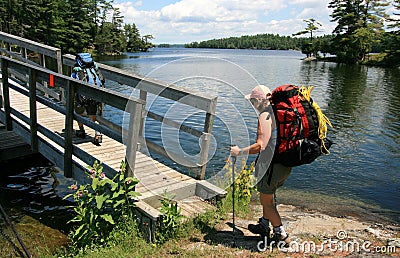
1, 58, 11, 130
39, 54, 46, 68
39, 54, 49, 98
196, 112, 215, 180
64, 80, 75, 178
56, 49, 63, 74
0, 61, 3, 109
125, 100, 144, 177
21, 47, 27, 59
29, 68, 38, 152
0, 80, 2, 109
139, 90, 147, 140
56, 49, 65, 103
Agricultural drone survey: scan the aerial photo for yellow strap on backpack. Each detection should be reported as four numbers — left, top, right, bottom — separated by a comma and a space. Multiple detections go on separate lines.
298, 86, 333, 154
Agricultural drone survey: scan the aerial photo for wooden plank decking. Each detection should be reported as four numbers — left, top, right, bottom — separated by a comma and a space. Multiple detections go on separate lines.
0, 33, 225, 243
4, 84, 223, 218
0, 127, 33, 160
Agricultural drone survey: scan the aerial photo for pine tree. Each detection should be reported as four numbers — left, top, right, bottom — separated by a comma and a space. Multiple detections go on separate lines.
0, 0, 7, 32
328, 0, 389, 63
293, 18, 323, 57
0, 0, 153, 54
110, 7, 125, 53
389, 0, 400, 31
63, 0, 93, 53
384, 0, 400, 61
124, 23, 142, 52
293, 18, 322, 41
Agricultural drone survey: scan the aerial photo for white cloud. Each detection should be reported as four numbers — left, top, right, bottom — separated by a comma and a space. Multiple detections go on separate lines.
289, 0, 327, 7
115, 0, 335, 43
158, 0, 288, 23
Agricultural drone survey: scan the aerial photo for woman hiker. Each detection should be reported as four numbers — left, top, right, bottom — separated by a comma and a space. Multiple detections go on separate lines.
230, 84, 292, 246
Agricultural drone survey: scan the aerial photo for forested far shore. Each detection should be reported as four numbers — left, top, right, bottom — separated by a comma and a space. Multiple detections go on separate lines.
185, 34, 309, 51
185, 34, 320, 51
0, 0, 154, 55
0, 0, 399, 66
186, 0, 400, 66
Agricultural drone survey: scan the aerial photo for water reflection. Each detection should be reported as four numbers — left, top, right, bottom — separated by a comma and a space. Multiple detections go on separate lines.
319, 63, 400, 214
0, 155, 73, 232
99, 49, 399, 222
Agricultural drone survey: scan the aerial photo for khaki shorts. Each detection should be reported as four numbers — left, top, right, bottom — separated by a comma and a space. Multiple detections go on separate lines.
256, 163, 292, 194
75, 102, 98, 116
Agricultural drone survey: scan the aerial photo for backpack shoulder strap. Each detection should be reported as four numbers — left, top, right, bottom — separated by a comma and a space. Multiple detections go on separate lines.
78, 69, 87, 81
93, 62, 105, 86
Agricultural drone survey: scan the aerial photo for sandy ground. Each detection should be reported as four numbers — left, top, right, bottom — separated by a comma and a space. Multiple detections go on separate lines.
1, 203, 398, 257
188, 204, 400, 257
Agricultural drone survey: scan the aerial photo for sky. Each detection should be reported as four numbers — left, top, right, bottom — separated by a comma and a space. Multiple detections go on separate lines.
114, 0, 395, 44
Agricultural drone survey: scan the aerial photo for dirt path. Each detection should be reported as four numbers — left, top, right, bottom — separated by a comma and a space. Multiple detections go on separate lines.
186, 204, 400, 257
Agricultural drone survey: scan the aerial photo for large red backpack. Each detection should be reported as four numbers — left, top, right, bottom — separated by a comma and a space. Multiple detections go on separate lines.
271, 84, 332, 167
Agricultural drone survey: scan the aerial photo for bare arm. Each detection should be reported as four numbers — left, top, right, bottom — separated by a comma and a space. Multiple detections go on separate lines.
231, 112, 272, 156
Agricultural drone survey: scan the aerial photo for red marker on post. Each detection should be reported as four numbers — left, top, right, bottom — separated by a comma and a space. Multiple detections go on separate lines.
49, 74, 54, 88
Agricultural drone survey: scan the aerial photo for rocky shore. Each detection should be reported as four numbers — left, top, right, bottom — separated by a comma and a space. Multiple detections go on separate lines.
187, 203, 400, 257
1, 202, 399, 257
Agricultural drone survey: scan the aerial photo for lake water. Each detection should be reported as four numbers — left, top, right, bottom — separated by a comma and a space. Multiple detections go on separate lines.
98, 48, 400, 224
1, 47, 398, 234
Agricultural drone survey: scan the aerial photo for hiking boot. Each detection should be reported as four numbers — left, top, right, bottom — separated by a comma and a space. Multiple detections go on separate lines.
271, 233, 290, 248
75, 129, 86, 139
248, 218, 270, 236
93, 132, 102, 146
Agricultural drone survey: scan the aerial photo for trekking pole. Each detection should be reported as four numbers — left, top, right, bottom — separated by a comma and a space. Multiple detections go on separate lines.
0, 202, 32, 258
230, 145, 237, 246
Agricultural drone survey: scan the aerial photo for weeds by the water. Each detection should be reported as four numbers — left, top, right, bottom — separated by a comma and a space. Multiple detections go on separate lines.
47, 159, 258, 257
220, 159, 256, 219
63, 160, 140, 250
155, 191, 185, 244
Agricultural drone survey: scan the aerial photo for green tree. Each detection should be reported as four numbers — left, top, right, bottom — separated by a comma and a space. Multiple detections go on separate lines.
125, 24, 138, 51
301, 42, 313, 58
3, 0, 22, 35
185, 33, 306, 50
318, 35, 335, 58
0, 0, 153, 54
0, 0, 6, 32
328, 0, 389, 63
293, 18, 322, 42
142, 34, 155, 50
62, 0, 93, 53
110, 7, 126, 53
124, 23, 145, 52
383, 0, 400, 63
293, 18, 323, 57
390, 0, 400, 31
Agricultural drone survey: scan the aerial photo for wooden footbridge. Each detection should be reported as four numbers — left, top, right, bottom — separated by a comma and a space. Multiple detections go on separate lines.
0, 32, 225, 240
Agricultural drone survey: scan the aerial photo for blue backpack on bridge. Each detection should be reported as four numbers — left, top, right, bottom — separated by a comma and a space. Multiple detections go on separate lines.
72, 53, 105, 105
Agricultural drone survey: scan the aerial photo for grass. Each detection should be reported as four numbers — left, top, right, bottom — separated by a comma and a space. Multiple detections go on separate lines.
42, 208, 245, 258
40, 195, 289, 258
39, 169, 299, 258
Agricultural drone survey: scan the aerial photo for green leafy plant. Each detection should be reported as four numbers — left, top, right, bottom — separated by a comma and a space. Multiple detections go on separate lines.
64, 160, 140, 248
156, 191, 185, 244
222, 158, 256, 218
234, 160, 255, 205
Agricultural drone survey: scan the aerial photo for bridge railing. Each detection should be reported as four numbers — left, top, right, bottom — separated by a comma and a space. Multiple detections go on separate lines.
0, 31, 64, 102
1, 56, 145, 179
63, 54, 217, 179
0, 30, 217, 179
